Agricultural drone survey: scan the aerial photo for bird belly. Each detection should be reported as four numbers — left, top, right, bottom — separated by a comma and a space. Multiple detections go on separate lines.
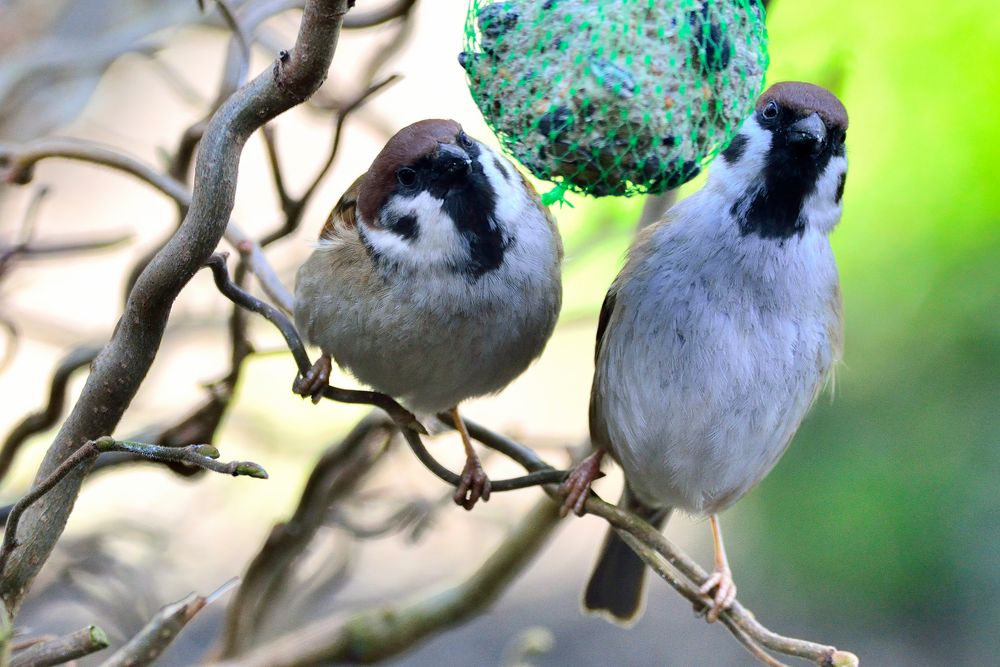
597, 289, 833, 515
295, 250, 560, 414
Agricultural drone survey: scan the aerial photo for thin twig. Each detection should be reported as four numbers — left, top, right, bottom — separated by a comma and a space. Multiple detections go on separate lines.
342, 0, 417, 29
0, 138, 294, 313
212, 0, 252, 94
10, 625, 109, 667
260, 124, 294, 214
0, 437, 267, 577
204, 253, 420, 428
258, 74, 401, 247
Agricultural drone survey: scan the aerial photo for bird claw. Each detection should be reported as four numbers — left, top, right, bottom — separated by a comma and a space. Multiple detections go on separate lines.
699, 566, 737, 623
558, 452, 605, 517
293, 354, 332, 404
453, 456, 491, 510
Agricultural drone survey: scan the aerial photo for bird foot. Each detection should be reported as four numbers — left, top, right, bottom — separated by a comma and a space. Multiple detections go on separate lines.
453, 455, 491, 510
558, 451, 605, 517
699, 566, 737, 622
293, 354, 332, 404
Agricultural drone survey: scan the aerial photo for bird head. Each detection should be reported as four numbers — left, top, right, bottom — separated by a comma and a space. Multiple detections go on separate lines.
712, 81, 849, 238
353, 119, 530, 278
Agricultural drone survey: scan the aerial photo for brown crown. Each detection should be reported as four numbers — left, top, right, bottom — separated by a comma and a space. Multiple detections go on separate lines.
757, 82, 848, 131
357, 119, 463, 224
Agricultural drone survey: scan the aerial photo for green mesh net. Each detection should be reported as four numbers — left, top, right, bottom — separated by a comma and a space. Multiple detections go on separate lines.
461, 0, 769, 198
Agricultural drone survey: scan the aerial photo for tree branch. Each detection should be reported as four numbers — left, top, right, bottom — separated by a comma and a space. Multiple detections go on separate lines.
204, 253, 422, 429
0, 0, 352, 616
10, 625, 109, 667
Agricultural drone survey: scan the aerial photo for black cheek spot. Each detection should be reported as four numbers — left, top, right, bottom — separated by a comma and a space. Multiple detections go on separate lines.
835, 172, 847, 203
721, 134, 748, 163
391, 214, 419, 241
492, 156, 510, 180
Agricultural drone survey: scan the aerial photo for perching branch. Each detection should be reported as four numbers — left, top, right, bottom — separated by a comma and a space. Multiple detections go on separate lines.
0, 0, 353, 616
204, 253, 423, 430
9, 625, 109, 667
574, 495, 859, 667
203, 252, 571, 501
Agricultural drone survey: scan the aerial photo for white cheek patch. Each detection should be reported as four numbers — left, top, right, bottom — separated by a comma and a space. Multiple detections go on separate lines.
708, 117, 772, 199
801, 154, 847, 233
366, 190, 467, 268
476, 145, 529, 223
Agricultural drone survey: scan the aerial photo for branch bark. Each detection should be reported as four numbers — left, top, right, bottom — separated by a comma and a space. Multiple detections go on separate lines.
0, 0, 352, 616
10, 625, 109, 667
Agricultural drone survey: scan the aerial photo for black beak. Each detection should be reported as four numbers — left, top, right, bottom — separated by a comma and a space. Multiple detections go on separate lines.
787, 112, 827, 150
435, 143, 472, 177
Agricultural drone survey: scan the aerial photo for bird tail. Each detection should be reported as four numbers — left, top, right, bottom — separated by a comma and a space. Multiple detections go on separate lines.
584, 488, 670, 623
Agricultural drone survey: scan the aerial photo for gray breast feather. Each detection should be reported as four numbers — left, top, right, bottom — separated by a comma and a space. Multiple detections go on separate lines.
591, 208, 840, 515
294, 220, 562, 415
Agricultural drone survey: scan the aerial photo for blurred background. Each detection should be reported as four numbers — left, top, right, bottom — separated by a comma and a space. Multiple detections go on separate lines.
0, 0, 997, 665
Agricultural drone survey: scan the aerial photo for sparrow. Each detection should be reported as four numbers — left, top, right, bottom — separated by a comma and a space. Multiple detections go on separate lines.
293, 119, 563, 509
560, 82, 849, 622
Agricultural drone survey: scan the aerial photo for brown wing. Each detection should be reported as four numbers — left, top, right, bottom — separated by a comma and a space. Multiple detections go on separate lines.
319, 173, 366, 241
588, 286, 619, 451
594, 288, 617, 364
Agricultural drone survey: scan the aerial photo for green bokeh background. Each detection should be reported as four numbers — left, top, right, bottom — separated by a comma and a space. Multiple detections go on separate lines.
553, 0, 999, 661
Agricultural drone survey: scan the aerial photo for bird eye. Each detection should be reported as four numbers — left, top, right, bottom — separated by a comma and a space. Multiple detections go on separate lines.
761, 101, 779, 120
396, 167, 417, 187
457, 131, 474, 149
840, 131, 847, 144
